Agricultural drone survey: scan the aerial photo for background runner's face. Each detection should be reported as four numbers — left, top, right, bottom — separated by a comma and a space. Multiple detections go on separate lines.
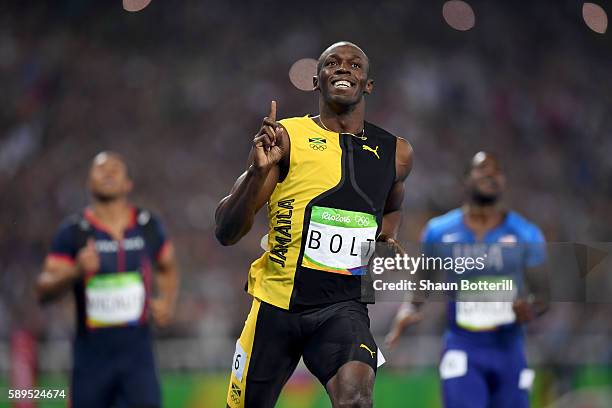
465, 153, 506, 204
317, 45, 372, 106
88, 154, 132, 201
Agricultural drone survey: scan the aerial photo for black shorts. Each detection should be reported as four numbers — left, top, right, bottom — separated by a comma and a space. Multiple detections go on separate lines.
72, 328, 160, 408
226, 298, 379, 408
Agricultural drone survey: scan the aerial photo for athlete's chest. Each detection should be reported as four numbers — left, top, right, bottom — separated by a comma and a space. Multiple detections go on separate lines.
437, 227, 527, 275
91, 228, 150, 273
290, 132, 395, 210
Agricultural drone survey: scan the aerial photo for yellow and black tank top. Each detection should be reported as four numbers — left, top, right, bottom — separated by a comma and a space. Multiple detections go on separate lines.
247, 115, 397, 310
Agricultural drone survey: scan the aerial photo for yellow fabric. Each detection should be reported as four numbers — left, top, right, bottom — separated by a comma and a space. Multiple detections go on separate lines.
247, 116, 342, 310
226, 298, 261, 407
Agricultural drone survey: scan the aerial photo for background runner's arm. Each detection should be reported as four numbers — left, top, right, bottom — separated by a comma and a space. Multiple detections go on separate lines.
37, 238, 98, 302
37, 258, 79, 302
214, 101, 289, 246
525, 264, 550, 314
514, 264, 550, 322
513, 227, 549, 322
151, 242, 179, 327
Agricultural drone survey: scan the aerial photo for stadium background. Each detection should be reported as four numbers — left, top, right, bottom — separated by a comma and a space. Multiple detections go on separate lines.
1, 0, 611, 406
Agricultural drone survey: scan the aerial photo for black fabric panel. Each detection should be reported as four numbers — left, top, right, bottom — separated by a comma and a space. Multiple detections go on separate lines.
290, 122, 398, 308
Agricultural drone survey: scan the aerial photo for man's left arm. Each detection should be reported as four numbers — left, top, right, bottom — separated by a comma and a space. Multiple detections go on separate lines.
151, 242, 179, 327
379, 137, 417, 349
378, 137, 413, 243
513, 227, 549, 322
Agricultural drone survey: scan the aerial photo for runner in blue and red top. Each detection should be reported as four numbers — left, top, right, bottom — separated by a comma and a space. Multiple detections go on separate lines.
386, 152, 548, 408
37, 151, 179, 408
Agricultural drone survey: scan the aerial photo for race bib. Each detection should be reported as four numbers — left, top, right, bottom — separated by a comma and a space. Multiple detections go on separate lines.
302, 206, 377, 275
232, 341, 248, 382
456, 277, 517, 331
86, 272, 145, 328
456, 301, 516, 331
439, 350, 468, 380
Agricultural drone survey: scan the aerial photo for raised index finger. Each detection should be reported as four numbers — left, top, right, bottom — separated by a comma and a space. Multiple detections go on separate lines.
269, 100, 277, 123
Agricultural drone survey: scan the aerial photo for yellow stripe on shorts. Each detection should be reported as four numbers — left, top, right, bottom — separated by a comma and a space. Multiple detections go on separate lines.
226, 298, 261, 407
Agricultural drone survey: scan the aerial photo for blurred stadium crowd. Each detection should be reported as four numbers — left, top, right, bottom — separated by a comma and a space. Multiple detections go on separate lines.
0, 0, 611, 400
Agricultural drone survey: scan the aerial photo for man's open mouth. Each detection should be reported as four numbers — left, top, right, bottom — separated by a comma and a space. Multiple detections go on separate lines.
331, 79, 354, 89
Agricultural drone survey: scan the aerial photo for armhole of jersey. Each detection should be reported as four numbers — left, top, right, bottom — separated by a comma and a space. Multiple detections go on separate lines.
136, 208, 163, 268
277, 122, 292, 184
72, 212, 89, 251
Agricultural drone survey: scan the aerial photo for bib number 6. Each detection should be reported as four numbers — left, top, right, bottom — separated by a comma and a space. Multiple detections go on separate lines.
232, 341, 247, 382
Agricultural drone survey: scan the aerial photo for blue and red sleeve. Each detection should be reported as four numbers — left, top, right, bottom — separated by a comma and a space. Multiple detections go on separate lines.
47, 220, 78, 265
149, 214, 171, 262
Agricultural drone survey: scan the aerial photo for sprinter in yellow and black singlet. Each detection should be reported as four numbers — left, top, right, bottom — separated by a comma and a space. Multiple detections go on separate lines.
215, 41, 414, 408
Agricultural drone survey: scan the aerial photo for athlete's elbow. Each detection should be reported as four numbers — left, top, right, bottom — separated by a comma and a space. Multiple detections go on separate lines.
35, 277, 53, 304
215, 217, 252, 246
215, 227, 239, 246
215, 234, 235, 246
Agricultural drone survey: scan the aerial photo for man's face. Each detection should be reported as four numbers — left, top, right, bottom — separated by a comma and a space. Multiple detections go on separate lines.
314, 45, 373, 106
88, 153, 132, 201
465, 152, 506, 204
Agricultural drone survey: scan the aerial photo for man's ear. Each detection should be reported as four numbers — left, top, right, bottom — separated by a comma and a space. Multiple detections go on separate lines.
125, 179, 134, 195
313, 76, 319, 91
364, 78, 374, 95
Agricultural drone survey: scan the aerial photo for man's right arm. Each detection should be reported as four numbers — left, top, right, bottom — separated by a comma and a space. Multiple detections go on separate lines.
214, 165, 280, 246
214, 101, 289, 246
37, 257, 80, 303
37, 237, 98, 303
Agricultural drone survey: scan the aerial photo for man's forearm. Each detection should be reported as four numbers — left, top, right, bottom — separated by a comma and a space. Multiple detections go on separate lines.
37, 268, 77, 303
156, 265, 179, 306
215, 166, 270, 245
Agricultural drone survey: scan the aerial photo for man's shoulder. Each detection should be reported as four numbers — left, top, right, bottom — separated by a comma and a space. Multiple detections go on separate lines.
505, 210, 544, 241
279, 115, 310, 126
57, 209, 87, 231
134, 207, 158, 226
427, 208, 464, 233
364, 121, 399, 141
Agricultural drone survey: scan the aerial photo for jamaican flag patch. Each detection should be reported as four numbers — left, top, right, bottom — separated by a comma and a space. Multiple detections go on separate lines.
309, 137, 327, 150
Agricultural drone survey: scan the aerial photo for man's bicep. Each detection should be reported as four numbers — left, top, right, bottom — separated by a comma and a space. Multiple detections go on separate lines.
221, 164, 280, 211
395, 137, 414, 182
526, 227, 547, 268
157, 241, 177, 272
49, 221, 78, 260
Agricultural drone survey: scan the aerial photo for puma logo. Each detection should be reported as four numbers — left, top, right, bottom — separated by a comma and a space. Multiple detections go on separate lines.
360, 343, 376, 359
362, 145, 380, 159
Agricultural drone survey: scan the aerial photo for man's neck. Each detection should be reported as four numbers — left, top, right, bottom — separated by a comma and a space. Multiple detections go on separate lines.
463, 202, 505, 228
317, 99, 365, 134
91, 198, 131, 224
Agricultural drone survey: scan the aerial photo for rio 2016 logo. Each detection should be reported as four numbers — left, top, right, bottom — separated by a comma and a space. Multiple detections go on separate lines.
321, 212, 371, 227
354, 215, 371, 227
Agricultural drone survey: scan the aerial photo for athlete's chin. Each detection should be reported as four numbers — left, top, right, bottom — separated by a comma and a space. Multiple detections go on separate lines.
325, 93, 361, 107
92, 191, 124, 203
472, 192, 501, 205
